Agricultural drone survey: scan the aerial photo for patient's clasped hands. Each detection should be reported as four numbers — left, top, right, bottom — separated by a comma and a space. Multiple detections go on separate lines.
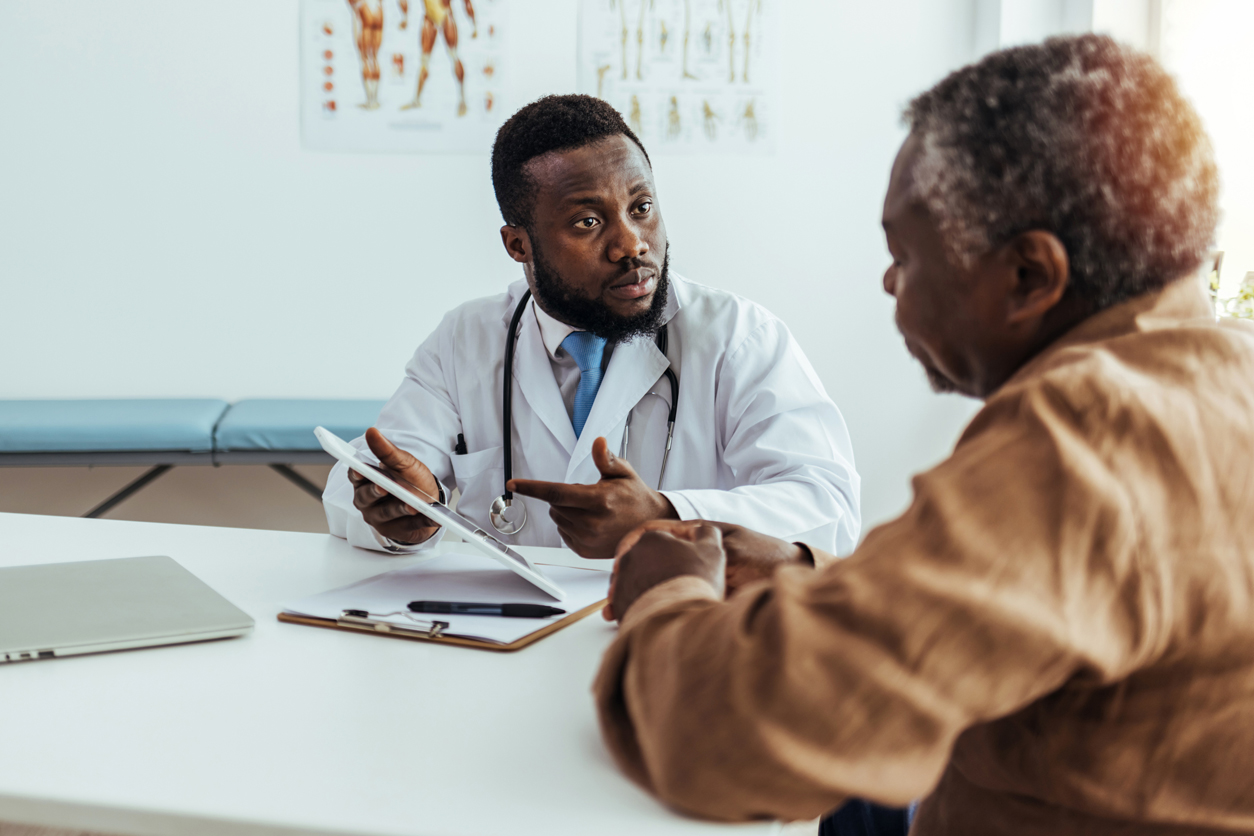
603, 520, 813, 621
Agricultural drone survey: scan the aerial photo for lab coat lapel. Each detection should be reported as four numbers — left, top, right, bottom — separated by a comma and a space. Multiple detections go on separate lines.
566, 336, 670, 482
512, 305, 579, 455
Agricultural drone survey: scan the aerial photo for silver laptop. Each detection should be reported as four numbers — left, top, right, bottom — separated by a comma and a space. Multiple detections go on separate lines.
0, 555, 254, 663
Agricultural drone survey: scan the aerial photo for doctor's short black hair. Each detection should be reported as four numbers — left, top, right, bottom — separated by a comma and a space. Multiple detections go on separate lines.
492, 94, 650, 230
905, 33, 1218, 313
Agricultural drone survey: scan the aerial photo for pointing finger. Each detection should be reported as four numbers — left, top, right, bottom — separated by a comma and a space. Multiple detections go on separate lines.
507, 479, 597, 508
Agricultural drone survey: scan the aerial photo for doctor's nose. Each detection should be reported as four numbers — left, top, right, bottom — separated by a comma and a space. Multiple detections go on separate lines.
882, 264, 897, 297
606, 219, 649, 263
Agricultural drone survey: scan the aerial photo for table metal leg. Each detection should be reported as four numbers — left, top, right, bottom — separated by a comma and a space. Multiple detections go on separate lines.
269, 464, 325, 501
83, 465, 174, 519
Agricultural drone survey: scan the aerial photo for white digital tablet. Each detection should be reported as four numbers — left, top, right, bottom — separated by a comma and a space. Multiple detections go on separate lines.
315, 427, 565, 601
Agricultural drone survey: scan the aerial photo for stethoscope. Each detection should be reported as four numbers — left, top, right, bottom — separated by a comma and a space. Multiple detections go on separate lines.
489, 289, 680, 535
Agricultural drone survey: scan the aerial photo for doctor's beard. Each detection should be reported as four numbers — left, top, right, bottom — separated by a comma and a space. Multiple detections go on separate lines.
529, 242, 670, 344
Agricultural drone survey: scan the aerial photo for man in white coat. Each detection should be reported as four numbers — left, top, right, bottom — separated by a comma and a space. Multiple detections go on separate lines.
323, 94, 860, 559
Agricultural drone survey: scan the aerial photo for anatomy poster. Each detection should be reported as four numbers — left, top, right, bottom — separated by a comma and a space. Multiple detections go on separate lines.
301, 0, 508, 153
577, 0, 775, 154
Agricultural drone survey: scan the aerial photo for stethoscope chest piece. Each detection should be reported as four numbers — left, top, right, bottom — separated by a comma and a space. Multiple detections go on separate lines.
489, 495, 527, 535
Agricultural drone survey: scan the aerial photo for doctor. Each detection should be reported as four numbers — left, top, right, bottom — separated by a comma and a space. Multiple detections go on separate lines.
323, 94, 860, 558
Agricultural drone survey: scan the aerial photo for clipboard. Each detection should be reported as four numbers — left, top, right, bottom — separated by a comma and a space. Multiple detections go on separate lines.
276, 597, 606, 652
276, 554, 611, 652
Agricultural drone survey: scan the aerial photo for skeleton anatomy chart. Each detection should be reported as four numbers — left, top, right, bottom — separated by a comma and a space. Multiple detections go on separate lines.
301, 0, 507, 153
577, 0, 775, 154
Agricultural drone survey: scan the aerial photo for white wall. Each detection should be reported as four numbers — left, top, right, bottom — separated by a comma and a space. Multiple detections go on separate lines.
976, 0, 1155, 55
0, 0, 982, 531
1159, 0, 1254, 296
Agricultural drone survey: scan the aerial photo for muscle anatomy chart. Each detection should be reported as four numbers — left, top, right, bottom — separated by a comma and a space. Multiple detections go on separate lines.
577, 0, 774, 154
302, 0, 507, 153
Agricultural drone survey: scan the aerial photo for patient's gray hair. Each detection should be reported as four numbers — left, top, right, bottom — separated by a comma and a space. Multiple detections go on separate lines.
905, 34, 1219, 312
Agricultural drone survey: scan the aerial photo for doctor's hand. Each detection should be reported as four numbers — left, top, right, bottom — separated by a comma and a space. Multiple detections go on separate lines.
349, 428, 442, 546
506, 437, 679, 559
602, 521, 725, 621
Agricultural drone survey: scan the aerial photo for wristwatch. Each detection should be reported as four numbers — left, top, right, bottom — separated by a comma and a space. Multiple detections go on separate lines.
379, 481, 446, 552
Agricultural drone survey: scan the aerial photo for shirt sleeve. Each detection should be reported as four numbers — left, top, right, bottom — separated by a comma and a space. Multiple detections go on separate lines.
594, 384, 1165, 822
323, 319, 461, 554
659, 320, 862, 555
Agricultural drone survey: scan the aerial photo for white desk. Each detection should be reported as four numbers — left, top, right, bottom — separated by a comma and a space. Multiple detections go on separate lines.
0, 513, 775, 836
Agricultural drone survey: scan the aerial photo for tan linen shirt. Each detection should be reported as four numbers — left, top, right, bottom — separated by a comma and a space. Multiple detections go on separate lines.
594, 277, 1254, 834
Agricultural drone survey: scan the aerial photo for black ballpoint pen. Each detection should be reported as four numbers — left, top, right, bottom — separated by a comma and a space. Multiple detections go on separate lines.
408, 601, 566, 618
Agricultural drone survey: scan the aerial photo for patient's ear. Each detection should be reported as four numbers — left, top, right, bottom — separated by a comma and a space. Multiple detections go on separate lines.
1003, 230, 1069, 324
500, 225, 531, 264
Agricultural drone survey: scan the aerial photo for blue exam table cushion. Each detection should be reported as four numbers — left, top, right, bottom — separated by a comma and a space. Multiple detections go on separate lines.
0, 400, 229, 453
214, 399, 386, 452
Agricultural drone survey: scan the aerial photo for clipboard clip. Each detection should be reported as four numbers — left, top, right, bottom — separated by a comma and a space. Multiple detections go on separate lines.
338, 609, 450, 639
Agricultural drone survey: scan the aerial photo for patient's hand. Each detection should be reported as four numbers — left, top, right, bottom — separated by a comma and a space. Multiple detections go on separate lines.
349, 428, 442, 546
714, 522, 812, 594
604, 521, 726, 621
612, 520, 810, 607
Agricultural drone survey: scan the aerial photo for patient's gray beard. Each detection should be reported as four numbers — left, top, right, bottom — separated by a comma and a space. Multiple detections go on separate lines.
529, 242, 670, 344
900, 329, 960, 394
924, 365, 960, 394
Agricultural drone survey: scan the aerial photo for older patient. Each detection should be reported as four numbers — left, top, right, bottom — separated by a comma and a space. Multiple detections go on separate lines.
593, 34, 1254, 835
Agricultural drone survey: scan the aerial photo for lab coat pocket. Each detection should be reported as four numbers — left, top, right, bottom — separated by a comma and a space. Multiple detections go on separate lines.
449, 445, 506, 518
450, 445, 505, 480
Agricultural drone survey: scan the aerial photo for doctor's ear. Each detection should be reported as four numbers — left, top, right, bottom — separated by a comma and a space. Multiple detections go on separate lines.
500, 225, 532, 265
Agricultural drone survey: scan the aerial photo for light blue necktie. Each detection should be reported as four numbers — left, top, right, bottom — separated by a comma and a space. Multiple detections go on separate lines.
561, 331, 607, 438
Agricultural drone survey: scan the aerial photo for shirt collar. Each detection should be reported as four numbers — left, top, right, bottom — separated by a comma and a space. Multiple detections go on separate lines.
532, 298, 581, 361
1005, 274, 1216, 390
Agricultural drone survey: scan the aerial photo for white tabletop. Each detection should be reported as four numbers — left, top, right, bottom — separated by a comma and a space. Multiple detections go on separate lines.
0, 513, 774, 836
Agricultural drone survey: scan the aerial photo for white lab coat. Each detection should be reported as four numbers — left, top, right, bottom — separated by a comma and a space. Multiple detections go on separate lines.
324, 274, 861, 554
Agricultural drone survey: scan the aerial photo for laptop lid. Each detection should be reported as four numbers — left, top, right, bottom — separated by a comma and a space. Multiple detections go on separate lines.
0, 555, 254, 663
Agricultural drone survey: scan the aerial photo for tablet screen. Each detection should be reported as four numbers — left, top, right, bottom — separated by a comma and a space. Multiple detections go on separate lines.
314, 427, 564, 600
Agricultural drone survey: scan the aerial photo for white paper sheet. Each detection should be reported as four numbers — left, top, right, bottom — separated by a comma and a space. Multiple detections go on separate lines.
283, 553, 610, 645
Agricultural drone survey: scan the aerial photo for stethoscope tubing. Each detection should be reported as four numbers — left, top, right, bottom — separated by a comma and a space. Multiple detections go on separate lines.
500, 289, 533, 502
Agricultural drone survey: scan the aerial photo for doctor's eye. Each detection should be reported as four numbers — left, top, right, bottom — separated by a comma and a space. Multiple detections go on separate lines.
575, 217, 600, 229
634, 201, 653, 215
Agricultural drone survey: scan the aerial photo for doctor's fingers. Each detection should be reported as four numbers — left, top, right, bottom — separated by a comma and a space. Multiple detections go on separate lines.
549, 508, 621, 559
372, 514, 441, 546
353, 484, 430, 526
547, 509, 609, 558
552, 522, 591, 557
351, 478, 397, 510
507, 479, 605, 510
363, 503, 441, 543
